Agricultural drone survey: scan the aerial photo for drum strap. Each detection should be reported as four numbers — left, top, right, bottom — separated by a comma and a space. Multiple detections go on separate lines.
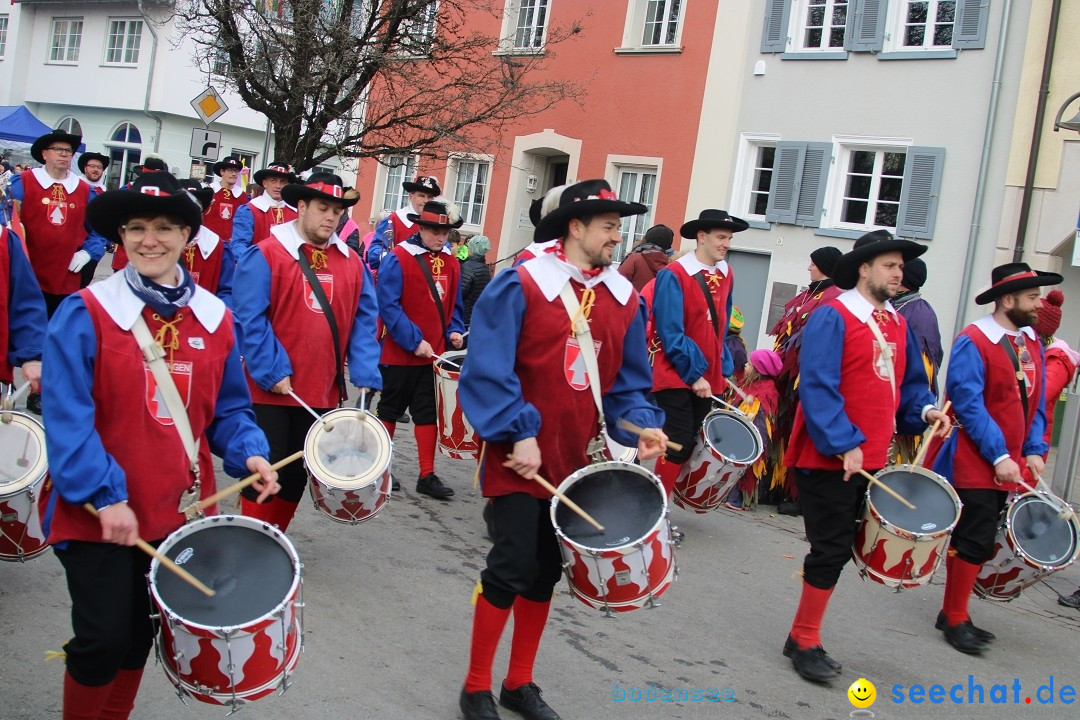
558, 283, 608, 460
999, 337, 1030, 427
693, 273, 720, 336
413, 253, 449, 341
866, 316, 897, 406
297, 248, 346, 405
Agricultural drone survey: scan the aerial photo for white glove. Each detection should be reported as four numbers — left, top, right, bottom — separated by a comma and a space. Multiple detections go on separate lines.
68, 250, 92, 273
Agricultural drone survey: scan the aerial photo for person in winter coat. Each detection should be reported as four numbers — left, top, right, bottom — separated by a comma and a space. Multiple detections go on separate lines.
618, 224, 673, 291
460, 235, 492, 331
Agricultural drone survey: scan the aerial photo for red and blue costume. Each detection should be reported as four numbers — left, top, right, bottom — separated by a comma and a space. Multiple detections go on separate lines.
0, 227, 47, 384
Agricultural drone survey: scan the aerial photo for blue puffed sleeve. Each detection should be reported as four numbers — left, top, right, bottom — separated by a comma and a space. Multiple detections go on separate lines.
896, 322, 936, 434
205, 334, 271, 477
232, 245, 292, 390
1024, 343, 1049, 458
230, 203, 256, 249
6, 230, 47, 367
216, 240, 236, 308
721, 286, 734, 377
366, 216, 394, 271
798, 306, 866, 456
459, 270, 541, 442
653, 269, 709, 385
604, 294, 665, 447
941, 335, 1009, 465
10, 174, 24, 203
347, 262, 382, 390
448, 275, 466, 337
376, 251, 423, 352
80, 224, 108, 261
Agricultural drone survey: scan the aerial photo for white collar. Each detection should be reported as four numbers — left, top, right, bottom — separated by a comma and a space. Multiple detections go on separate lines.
270, 221, 349, 259
250, 193, 294, 212
31, 167, 82, 194
86, 268, 226, 333
85, 177, 106, 190
211, 180, 245, 199
394, 206, 415, 226
836, 288, 898, 323
523, 239, 558, 256
521, 251, 633, 306
972, 314, 1037, 343
676, 252, 728, 278
193, 226, 220, 258
400, 239, 452, 257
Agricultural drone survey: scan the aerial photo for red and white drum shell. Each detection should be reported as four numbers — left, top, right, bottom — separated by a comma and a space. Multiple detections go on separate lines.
0, 410, 49, 562
305, 408, 393, 525
550, 461, 676, 614
673, 410, 762, 513
974, 492, 1080, 601
852, 465, 961, 589
149, 515, 303, 709
434, 352, 481, 460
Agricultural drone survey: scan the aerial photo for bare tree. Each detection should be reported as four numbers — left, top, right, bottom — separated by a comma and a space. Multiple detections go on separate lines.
174, 0, 584, 171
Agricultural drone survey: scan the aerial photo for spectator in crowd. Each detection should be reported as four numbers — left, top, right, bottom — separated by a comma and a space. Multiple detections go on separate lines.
460, 235, 492, 333
618, 224, 673, 291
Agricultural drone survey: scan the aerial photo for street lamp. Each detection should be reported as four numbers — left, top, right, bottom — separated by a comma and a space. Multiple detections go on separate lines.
1052, 90, 1080, 133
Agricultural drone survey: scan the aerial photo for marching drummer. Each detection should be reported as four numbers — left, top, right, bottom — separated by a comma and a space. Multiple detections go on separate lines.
366, 174, 440, 275
39, 171, 279, 720
781, 231, 949, 683
233, 173, 381, 531
457, 179, 666, 720
0, 225, 46, 393
929, 262, 1060, 654
650, 209, 746, 510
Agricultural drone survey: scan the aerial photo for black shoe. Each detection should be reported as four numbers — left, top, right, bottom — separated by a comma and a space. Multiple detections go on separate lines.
944, 621, 990, 654
935, 611, 995, 641
1058, 589, 1080, 609
788, 644, 842, 682
417, 473, 454, 499
26, 392, 41, 415
483, 501, 495, 541
500, 683, 562, 720
783, 635, 841, 673
777, 500, 801, 516
460, 688, 501, 720
391, 473, 401, 492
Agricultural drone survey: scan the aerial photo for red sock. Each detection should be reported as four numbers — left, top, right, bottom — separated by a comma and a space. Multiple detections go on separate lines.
380, 419, 396, 439
943, 553, 980, 626
415, 423, 438, 477
241, 496, 275, 523
464, 594, 512, 693
63, 671, 113, 720
98, 668, 143, 720
789, 580, 834, 650
504, 597, 552, 690
655, 457, 682, 497
241, 497, 299, 532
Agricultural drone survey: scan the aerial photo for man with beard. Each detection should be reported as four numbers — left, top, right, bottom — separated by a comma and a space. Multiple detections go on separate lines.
76, 151, 110, 287
781, 230, 949, 682
928, 263, 1060, 654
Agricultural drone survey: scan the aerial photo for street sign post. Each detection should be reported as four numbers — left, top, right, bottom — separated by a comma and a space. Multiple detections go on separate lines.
190, 87, 229, 125
189, 128, 223, 162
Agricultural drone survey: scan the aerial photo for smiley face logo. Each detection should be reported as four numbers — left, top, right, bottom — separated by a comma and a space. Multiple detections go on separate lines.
848, 678, 876, 709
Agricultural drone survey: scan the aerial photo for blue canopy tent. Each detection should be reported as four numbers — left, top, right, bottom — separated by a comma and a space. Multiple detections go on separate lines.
0, 105, 86, 158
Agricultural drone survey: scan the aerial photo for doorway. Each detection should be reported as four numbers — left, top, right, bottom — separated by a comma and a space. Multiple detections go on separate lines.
727, 249, 772, 352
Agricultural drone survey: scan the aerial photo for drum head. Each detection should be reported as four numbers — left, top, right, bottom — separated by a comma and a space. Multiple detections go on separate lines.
704, 412, 759, 463
154, 520, 296, 628
868, 469, 958, 535
1011, 495, 1079, 567
555, 464, 663, 550
306, 409, 391, 488
0, 413, 47, 495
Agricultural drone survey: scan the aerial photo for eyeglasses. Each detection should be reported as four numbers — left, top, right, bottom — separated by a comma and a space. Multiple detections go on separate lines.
46, 147, 75, 156
121, 222, 184, 241
1015, 333, 1031, 364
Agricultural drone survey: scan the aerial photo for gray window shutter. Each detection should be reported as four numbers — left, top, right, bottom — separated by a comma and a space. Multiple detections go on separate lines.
845, 0, 887, 52
953, 0, 989, 49
760, 0, 792, 53
765, 142, 806, 224
795, 142, 833, 227
896, 146, 945, 239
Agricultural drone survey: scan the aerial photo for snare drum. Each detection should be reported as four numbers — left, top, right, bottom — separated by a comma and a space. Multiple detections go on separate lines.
305, 408, 393, 525
149, 515, 303, 710
551, 461, 676, 614
852, 465, 961, 588
434, 352, 481, 460
0, 410, 49, 562
974, 493, 1080, 601
605, 430, 637, 463
673, 410, 762, 513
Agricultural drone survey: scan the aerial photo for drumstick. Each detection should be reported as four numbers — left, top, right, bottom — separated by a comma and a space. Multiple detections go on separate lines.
726, 380, 754, 405
82, 504, 215, 597
434, 353, 461, 369
287, 390, 323, 422
528, 472, 604, 532
912, 400, 951, 468
184, 450, 305, 519
839, 463, 917, 510
711, 395, 742, 414
1015, 476, 1076, 521
616, 418, 683, 452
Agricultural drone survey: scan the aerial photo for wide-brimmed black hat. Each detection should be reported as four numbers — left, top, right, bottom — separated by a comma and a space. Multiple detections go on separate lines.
132, 155, 168, 176
77, 151, 111, 174
213, 155, 244, 175
407, 198, 464, 229
974, 262, 1063, 305
87, 172, 203, 244
679, 209, 749, 239
831, 230, 927, 290
280, 172, 360, 208
533, 179, 646, 242
178, 178, 214, 212
253, 161, 296, 185
31, 130, 82, 163
402, 175, 441, 195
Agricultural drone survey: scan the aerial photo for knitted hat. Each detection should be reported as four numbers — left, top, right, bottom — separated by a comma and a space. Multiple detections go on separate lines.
467, 235, 490, 256
728, 305, 744, 332
901, 257, 927, 291
809, 246, 842, 277
1036, 289, 1065, 337
750, 349, 783, 377
642, 224, 674, 251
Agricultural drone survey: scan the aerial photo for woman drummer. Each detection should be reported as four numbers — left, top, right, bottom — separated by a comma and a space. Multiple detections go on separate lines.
39, 171, 280, 720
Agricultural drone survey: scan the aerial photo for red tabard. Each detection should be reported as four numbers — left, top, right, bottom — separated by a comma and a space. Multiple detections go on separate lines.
0, 228, 12, 383
482, 270, 639, 499
182, 242, 224, 293
247, 240, 366, 408
19, 170, 90, 295
44, 300, 231, 544
202, 187, 249, 241
250, 204, 298, 246
949, 327, 1043, 491
387, 212, 416, 249
379, 245, 460, 366
785, 301, 909, 470
649, 262, 732, 392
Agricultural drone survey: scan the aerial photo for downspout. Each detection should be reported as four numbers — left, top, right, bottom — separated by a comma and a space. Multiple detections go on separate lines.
1012, 0, 1063, 262
953, 0, 1012, 335
137, 0, 163, 152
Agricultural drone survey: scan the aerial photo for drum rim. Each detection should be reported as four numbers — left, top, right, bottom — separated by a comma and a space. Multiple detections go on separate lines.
434, 350, 468, 376
1005, 492, 1080, 568
701, 409, 763, 464
149, 514, 302, 632
549, 460, 668, 553
0, 411, 48, 495
865, 464, 962, 538
304, 408, 392, 489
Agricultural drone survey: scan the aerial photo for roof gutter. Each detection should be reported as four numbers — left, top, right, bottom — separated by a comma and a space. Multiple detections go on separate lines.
137, 0, 163, 152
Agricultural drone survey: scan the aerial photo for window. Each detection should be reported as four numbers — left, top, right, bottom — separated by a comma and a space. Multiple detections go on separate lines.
50, 17, 84, 63
642, 0, 682, 46
897, 0, 955, 48
837, 149, 905, 229
795, 0, 847, 50
614, 166, 657, 260
55, 117, 83, 136
105, 19, 143, 65
105, 122, 142, 190
512, 0, 548, 50
380, 154, 418, 211
398, 1, 438, 56
0, 15, 9, 58
111, 122, 141, 145
746, 145, 777, 219
231, 150, 258, 186
730, 134, 781, 227
211, 47, 230, 77
452, 158, 490, 227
